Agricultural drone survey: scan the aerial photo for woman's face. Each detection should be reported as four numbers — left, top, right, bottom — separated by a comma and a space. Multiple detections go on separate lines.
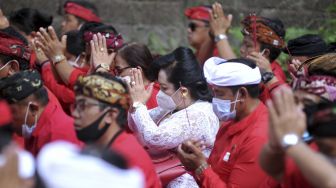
158, 69, 187, 109
114, 54, 132, 77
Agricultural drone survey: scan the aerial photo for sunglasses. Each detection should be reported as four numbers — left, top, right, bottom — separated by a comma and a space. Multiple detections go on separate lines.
113, 66, 132, 75
188, 22, 209, 32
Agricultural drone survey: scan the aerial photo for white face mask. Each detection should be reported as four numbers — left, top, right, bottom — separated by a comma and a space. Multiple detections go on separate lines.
22, 102, 37, 139
212, 90, 241, 122
156, 88, 181, 111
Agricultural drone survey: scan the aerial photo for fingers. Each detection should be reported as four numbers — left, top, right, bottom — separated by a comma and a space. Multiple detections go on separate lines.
146, 82, 154, 96
93, 34, 99, 53
36, 32, 47, 46
39, 27, 52, 42
61, 35, 67, 49
183, 140, 203, 156
47, 26, 58, 41
266, 99, 278, 129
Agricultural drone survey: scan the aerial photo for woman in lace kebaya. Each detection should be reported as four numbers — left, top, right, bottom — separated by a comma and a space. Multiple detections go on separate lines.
127, 47, 219, 188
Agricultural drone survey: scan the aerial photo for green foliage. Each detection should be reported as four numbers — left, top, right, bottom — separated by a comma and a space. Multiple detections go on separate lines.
319, 3, 336, 43
147, 32, 178, 55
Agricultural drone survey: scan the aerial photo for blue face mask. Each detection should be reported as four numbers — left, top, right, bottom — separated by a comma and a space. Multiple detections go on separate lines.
212, 91, 241, 122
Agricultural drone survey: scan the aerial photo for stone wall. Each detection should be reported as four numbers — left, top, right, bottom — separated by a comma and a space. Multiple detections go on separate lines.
1, 0, 334, 53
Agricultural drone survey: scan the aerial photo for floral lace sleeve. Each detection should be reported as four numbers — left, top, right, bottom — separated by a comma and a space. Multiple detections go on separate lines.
129, 101, 219, 152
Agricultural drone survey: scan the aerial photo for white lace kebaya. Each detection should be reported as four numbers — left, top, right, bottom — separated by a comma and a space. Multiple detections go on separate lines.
128, 100, 219, 188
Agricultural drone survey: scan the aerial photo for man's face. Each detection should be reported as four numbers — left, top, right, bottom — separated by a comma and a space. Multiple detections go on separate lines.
187, 19, 210, 49
61, 14, 80, 34
240, 35, 261, 58
211, 85, 242, 116
9, 97, 37, 136
72, 95, 107, 131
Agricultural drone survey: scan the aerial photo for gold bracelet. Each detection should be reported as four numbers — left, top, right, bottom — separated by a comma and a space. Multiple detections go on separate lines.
195, 162, 210, 178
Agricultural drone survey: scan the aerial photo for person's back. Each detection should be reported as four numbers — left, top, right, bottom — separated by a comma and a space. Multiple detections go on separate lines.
111, 131, 162, 188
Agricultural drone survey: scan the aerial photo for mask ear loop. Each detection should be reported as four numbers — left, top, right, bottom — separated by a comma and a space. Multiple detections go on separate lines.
24, 102, 33, 125
0, 60, 19, 71
180, 82, 192, 127
232, 90, 241, 111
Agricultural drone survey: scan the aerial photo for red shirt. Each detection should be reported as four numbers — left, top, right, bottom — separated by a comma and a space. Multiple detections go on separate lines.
146, 82, 159, 110
110, 131, 161, 188
68, 67, 89, 89
271, 61, 286, 83
259, 143, 318, 188
24, 98, 80, 156
41, 63, 75, 114
259, 61, 288, 103
197, 102, 268, 188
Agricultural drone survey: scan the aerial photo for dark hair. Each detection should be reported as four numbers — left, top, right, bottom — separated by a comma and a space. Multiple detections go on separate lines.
78, 22, 118, 50
0, 54, 29, 71
153, 47, 212, 102
32, 87, 49, 106
260, 17, 286, 62
226, 58, 260, 98
0, 27, 28, 45
65, 30, 84, 56
118, 43, 156, 81
9, 8, 52, 35
92, 72, 128, 128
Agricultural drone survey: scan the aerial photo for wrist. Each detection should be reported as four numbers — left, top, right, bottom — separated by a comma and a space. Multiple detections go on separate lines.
280, 133, 301, 151
130, 101, 145, 113
214, 33, 228, 43
94, 63, 110, 72
51, 54, 66, 66
194, 162, 210, 179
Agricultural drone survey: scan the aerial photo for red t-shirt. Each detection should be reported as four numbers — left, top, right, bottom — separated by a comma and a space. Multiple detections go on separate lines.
259, 61, 288, 103
110, 131, 161, 188
146, 82, 159, 110
24, 98, 80, 156
260, 143, 318, 188
68, 67, 89, 89
41, 63, 75, 114
197, 102, 269, 188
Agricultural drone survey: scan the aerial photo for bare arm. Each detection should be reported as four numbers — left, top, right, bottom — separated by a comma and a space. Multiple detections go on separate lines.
259, 143, 285, 181
287, 142, 336, 188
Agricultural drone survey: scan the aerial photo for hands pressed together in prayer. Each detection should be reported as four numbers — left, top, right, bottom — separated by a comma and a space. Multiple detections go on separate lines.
0, 9, 9, 29
177, 140, 208, 172
266, 86, 307, 150
89, 33, 116, 73
127, 68, 153, 105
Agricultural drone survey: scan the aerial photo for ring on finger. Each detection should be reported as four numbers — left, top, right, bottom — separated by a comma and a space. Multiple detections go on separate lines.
214, 14, 218, 19
131, 81, 136, 86
100, 47, 104, 52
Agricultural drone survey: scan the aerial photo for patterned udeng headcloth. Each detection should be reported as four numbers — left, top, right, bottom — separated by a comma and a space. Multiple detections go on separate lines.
241, 15, 285, 49
74, 75, 129, 110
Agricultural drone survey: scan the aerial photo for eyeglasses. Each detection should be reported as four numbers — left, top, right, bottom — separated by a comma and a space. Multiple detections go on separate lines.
188, 22, 209, 32
72, 99, 101, 112
113, 66, 132, 75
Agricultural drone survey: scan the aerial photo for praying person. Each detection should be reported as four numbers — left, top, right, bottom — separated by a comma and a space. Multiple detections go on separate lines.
0, 70, 80, 156
72, 72, 161, 188
177, 57, 268, 187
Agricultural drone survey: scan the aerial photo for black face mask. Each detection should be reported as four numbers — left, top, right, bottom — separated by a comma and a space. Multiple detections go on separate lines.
76, 110, 110, 143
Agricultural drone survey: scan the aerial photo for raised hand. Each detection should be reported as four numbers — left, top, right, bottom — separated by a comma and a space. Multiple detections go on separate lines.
266, 86, 307, 147
35, 26, 66, 62
247, 51, 272, 73
31, 39, 48, 65
127, 68, 153, 105
177, 140, 207, 171
90, 33, 116, 71
209, 2, 232, 36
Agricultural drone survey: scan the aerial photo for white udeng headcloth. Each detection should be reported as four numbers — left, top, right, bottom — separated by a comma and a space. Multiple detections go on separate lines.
203, 57, 261, 86
37, 141, 144, 188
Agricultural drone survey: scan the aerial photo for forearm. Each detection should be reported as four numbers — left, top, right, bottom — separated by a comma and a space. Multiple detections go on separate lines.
287, 142, 336, 188
53, 59, 75, 85
216, 39, 236, 60
259, 143, 285, 181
